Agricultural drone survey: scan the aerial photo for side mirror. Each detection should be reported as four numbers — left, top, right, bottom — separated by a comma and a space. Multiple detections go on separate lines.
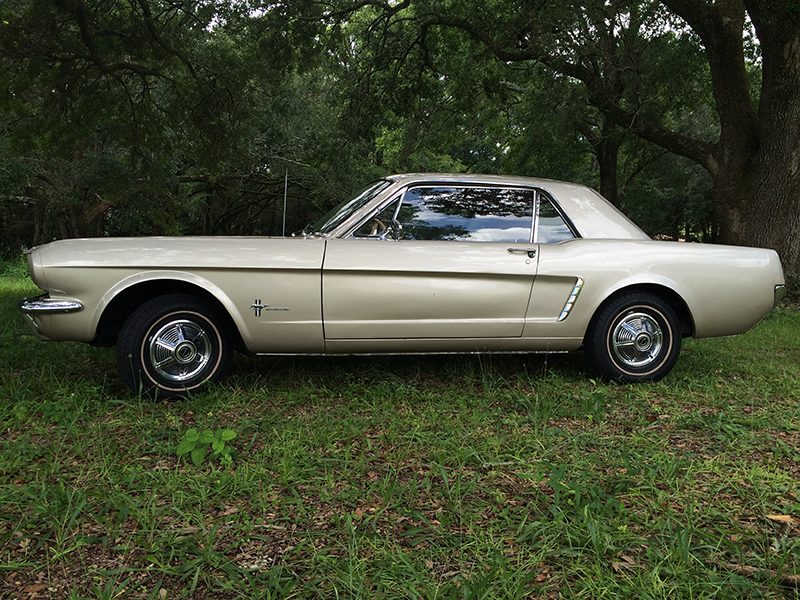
389, 220, 403, 240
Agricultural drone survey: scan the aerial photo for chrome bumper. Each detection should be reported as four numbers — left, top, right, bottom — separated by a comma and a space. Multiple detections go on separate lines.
20, 296, 83, 314
775, 284, 786, 307
19, 295, 83, 341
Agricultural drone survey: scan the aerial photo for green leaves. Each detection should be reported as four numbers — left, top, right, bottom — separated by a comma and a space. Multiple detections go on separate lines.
176, 428, 237, 467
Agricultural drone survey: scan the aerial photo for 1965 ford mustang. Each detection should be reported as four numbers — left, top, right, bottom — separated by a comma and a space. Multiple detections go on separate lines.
20, 173, 785, 397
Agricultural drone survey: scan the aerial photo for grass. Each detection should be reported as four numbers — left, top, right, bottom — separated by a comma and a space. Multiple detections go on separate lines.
1, 260, 799, 599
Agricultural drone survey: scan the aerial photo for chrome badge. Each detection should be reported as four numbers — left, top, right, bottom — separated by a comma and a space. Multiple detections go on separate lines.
251, 299, 289, 317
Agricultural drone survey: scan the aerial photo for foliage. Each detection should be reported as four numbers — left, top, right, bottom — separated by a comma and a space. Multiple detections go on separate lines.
0, 0, 727, 260
311, 0, 800, 269
176, 427, 237, 467
580, 381, 611, 423
2, 0, 799, 273
0, 0, 387, 255
0, 256, 28, 280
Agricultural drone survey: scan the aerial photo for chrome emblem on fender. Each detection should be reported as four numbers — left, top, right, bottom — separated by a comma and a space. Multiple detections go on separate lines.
251, 299, 289, 317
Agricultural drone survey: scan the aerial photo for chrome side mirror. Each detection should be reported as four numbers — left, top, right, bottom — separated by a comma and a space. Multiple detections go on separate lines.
389, 220, 403, 240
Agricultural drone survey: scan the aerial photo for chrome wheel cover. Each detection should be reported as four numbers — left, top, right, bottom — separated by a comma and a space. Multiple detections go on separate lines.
148, 318, 212, 382
611, 311, 664, 368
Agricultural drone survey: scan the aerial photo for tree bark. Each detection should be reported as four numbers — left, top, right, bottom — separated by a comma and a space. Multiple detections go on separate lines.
621, 0, 800, 272
743, 0, 800, 272
596, 123, 620, 207
583, 118, 621, 207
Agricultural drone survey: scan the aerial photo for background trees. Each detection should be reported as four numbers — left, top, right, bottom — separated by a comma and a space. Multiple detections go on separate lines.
0, 0, 383, 252
1, 0, 797, 272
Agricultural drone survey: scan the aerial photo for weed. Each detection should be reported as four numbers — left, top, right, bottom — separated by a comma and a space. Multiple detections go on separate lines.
0, 256, 30, 281
176, 428, 237, 466
580, 380, 611, 422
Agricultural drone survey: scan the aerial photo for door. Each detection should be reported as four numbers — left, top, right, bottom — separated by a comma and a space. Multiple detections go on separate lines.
322, 185, 539, 340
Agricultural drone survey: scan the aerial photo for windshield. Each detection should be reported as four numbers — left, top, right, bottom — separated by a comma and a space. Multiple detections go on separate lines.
309, 179, 392, 236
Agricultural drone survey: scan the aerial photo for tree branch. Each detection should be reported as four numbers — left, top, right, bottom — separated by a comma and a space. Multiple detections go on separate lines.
134, 0, 197, 79
421, 12, 716, 170
660, 0, 758, 155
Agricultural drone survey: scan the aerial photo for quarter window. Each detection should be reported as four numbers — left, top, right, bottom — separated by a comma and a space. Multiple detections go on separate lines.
536, 195, 576, 243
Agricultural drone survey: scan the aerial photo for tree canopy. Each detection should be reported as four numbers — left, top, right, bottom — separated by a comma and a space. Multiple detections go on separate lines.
1, 0, 798, 272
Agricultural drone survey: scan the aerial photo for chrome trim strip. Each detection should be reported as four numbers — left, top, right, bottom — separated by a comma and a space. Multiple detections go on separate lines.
532, 190, 541, 244
557, 277, 585, 322
19, 296, 83, 314
256, 350, 570, 356
775, 284, 786, 307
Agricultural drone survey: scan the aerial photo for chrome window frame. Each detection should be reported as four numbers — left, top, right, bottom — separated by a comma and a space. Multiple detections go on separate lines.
308, 179, 394, 238
533, 189, 580, 244
342, 189, 405, 239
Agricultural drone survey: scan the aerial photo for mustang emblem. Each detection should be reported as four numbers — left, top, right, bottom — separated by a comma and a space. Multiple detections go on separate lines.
251, 299, 289, 317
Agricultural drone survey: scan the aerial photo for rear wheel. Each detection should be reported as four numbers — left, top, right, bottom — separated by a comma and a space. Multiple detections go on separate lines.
585, 292, 681, 382
117, 294, 232, 398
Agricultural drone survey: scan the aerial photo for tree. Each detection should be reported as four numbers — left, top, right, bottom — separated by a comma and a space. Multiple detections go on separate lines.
0, 0, 388, 253
668, 0, 800, 270
309, 0, 798, 271
5, 0, 793, 269
428, 0, 799, 270
302, 1, 716, 229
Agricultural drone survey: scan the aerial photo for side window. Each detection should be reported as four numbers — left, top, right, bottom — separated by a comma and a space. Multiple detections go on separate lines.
397, 187, 533, 242
537, 195, 576, 243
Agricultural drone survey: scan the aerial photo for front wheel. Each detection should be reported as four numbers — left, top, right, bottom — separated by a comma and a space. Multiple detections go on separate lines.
585, 292, 681, 383
117, 294, 232, 398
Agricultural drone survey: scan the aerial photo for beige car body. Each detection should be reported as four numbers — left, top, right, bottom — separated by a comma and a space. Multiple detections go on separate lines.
21, 173, 785, 366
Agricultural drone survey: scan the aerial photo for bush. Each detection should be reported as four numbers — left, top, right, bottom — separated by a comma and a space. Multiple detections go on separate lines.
0, 256, 29, 280
784, 272, 800, 307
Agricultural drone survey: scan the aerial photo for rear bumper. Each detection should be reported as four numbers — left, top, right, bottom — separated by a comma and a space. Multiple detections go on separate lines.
775, 284, 786, 307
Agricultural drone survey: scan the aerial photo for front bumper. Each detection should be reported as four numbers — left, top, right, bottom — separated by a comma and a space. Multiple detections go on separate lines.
19, 295, 83, 341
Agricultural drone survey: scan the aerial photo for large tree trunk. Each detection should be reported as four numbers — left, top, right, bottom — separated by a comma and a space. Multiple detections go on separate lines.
596, 134, 620, 207
747, 102, 800, 273
582, 117, 621, 206
743, 0, 800, 273
662, 0, 800, 273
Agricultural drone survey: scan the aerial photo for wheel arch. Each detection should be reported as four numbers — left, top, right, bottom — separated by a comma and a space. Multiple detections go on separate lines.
93, 276, 246, 352
586, 283, 694, 342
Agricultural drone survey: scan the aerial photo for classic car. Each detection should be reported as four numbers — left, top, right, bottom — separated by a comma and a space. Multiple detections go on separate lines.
20, 173, 785, 397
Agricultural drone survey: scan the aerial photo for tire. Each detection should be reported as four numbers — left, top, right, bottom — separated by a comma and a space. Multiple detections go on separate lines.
117, 294, 232, 398
585, 292, 681, 383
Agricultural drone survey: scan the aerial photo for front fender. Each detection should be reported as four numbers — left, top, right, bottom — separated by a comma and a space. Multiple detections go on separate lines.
97, 270, 249, 341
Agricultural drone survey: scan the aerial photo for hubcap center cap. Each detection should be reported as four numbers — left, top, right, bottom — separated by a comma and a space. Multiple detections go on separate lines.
635, 332, 652, 351
174, 341, 197, 364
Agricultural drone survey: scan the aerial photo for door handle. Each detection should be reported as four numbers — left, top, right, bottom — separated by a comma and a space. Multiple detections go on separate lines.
507, 248, 537, 258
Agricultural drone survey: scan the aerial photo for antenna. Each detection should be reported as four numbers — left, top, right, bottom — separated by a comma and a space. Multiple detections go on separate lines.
282, 168, 288, 237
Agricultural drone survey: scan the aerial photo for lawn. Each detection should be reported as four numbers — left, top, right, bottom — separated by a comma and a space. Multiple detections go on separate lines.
1, 262, 799, 599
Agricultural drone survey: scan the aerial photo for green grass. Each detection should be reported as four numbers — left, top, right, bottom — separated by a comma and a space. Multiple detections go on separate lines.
1, 262, 799, 599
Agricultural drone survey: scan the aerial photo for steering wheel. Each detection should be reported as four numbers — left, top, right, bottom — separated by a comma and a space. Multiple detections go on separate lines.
370, 218, 387, 236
